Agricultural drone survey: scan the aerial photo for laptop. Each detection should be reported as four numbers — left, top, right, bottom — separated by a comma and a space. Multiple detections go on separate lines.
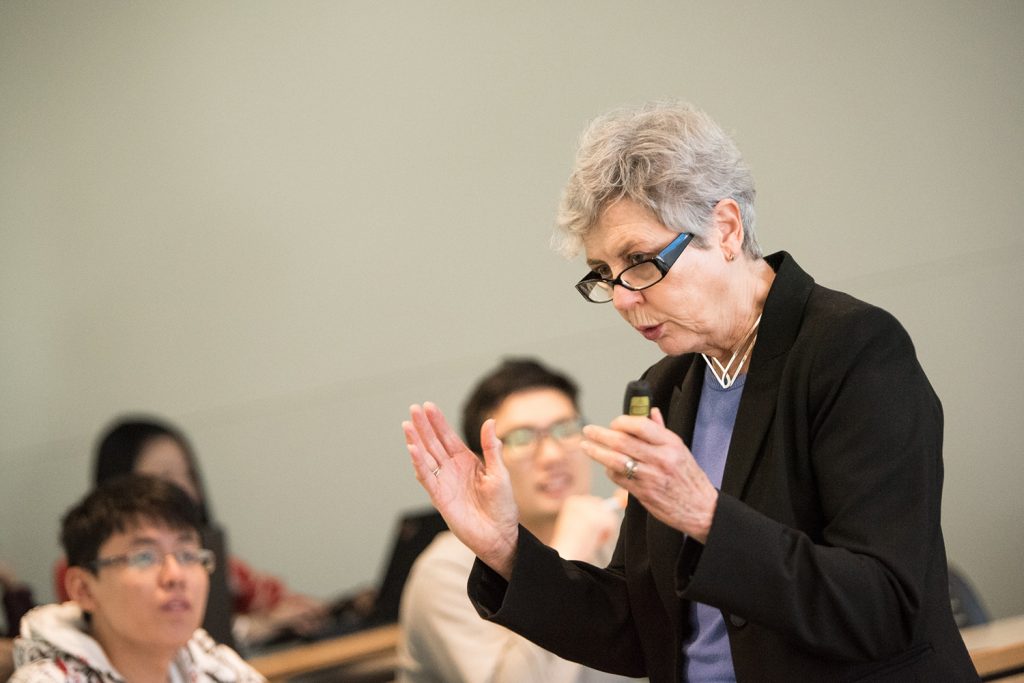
361, 507, 448, 626
274, 507, 448, 645
248, 507, 447, 652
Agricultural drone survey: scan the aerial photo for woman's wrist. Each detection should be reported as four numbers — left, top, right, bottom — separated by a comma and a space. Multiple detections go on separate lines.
480, 526, 519, 581
689, 488, 719, 544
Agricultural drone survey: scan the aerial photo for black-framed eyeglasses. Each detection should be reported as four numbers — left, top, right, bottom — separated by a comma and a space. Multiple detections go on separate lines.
498, 416, 584, 461
575, 232, 693, 303
89, 548, 216, 574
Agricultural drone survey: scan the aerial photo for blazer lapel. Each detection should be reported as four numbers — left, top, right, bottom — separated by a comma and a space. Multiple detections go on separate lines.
720, 353, 783, 496
648, 357, 705, 610
721, 252, 814, 498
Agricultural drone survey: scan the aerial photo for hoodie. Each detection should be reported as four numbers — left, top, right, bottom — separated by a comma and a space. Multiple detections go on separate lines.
11, 603, 264, 683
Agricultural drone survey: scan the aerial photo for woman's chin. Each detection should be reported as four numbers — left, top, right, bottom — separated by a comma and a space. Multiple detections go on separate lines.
653, 335, 687, 356
646, 326, 706, 357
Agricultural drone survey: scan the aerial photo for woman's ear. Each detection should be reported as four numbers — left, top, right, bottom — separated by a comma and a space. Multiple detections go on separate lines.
711, 198, 745, 259
65, 566, 99, 612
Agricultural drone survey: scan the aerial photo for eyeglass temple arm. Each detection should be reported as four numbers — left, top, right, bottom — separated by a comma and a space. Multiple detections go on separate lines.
656, 232, 693, 267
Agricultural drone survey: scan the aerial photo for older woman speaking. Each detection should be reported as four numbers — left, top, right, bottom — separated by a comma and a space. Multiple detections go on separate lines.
403, 102, 977, 682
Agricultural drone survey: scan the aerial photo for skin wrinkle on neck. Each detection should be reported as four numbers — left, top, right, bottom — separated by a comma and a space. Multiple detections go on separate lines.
706, 257, 775, 368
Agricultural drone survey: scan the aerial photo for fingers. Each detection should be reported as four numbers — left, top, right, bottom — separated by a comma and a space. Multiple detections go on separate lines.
406, 402, 479, 488
605, 467, 625, 488
583, 419, 658, 469
580, 431, 629, 471
411, 403, 450, 461
603, 462, 636, 488
403, 415, 439, 486
651, 406, 665, 427
479, 418, 506, 472
583, 411, 680, 470
582, 420, 660, 488
408, 402, 461, 462
404, 403, 507, 493
423, 402, 468, 457
607, 413, 663, 440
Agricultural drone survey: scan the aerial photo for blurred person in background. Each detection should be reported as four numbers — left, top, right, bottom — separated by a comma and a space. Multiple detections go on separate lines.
55, 417, 326, 648
12, 476, 264, 683
398, 358, 643, 683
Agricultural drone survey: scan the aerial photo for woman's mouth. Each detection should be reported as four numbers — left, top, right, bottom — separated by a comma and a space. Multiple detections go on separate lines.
638, 324, 663, 341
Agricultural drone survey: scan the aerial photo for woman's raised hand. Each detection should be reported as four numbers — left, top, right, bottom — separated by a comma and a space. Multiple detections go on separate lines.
404, 402, 520, 578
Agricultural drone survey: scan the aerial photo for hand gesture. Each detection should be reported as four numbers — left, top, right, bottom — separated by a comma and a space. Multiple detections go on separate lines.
269, 594, 329, 637
243, 594, 329, 642
404, 402, 520, 578
549, 494, 621, 562
582, 408, 718, 543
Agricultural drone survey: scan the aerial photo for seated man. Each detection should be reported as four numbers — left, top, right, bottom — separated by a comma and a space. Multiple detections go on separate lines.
397, 358, 643, 683
11, 475, 265, 683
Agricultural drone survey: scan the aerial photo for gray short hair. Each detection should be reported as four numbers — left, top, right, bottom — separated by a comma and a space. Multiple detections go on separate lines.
553, 101, 761, 259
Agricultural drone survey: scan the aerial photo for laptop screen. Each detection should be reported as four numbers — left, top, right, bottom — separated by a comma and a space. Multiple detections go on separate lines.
368, 508, 448, 625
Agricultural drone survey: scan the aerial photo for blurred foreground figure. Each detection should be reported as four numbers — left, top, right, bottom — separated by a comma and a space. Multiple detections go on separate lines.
399, 358, 642, 683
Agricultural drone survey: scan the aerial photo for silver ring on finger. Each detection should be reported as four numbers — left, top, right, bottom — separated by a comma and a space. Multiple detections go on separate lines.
624, 458, 639, 480
431, 465, 442, 478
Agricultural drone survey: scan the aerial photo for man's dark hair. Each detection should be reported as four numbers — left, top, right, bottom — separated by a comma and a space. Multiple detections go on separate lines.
61, 475, 203, 571
461, 358, 579, 455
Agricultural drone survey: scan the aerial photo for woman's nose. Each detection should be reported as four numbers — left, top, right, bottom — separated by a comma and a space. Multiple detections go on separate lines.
611, 284, 643, 311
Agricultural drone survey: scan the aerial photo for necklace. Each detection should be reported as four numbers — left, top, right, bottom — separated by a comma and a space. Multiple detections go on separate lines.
702, 314, 762, 389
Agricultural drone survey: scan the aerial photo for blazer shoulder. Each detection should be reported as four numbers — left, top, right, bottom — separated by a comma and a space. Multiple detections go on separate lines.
795, 285, 925, 391
802, 284, 911, 347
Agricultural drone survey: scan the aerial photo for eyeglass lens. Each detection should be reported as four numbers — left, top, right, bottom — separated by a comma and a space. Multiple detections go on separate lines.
501, 418, 583, 454
581, 261, 663, 301
98, 548, 216, 573
576, 232, 692, 303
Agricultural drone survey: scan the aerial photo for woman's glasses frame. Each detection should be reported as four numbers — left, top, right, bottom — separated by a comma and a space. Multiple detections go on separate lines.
575, 232, 693, 303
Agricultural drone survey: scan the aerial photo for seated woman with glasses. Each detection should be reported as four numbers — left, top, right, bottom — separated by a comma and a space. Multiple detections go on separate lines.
11, 475, 264, 683
397, 358, 642, 683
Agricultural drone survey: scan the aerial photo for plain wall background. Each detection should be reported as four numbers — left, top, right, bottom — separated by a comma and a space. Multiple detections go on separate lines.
2, 1, 1022, 631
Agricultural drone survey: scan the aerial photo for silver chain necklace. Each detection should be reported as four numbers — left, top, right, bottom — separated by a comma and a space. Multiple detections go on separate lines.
702, 314, 762, 389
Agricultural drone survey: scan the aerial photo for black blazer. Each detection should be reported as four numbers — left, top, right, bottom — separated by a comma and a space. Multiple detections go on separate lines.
470, 253, 978, 682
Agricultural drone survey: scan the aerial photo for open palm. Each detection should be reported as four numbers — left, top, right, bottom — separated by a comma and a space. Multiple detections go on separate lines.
404, 402, 520, 577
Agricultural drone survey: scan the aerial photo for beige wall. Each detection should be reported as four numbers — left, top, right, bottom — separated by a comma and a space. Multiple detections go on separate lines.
2, 0, 1021, 628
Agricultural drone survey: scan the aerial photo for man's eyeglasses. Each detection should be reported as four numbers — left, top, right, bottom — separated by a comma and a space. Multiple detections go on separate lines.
90, 548, 216, 574
575, 232, 693, 303
498, 416, 584, 461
